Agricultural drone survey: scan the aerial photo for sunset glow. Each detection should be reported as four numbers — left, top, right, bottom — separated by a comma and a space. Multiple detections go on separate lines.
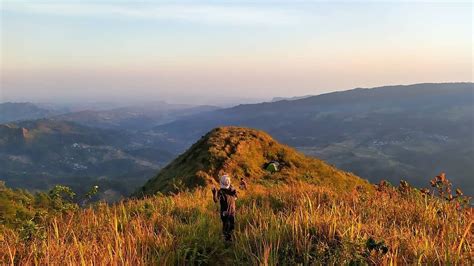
1, 1, 472, 103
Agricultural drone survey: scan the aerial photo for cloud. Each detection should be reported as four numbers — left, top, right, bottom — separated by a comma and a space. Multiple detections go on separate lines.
1, 2, 302, 26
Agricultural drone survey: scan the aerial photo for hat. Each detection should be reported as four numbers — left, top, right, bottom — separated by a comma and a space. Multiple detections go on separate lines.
220, 174, 231, 189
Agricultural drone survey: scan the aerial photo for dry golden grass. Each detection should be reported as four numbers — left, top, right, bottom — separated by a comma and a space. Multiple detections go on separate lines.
139, 127, 371, 196
1, 182, 472, 265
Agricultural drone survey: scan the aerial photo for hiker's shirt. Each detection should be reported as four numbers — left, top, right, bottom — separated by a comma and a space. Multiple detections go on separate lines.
214, 187, 237, 217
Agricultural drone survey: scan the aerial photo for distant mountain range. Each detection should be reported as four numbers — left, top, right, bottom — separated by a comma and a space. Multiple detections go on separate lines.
0, 102, 58, 123
151, 83, 474, 195
271, 95, 313, 102
0, 119, 176, 201
1, 82, 473, 198
0, 100, 222, 200
0, 101, 219, 129
52, 104, 219, 130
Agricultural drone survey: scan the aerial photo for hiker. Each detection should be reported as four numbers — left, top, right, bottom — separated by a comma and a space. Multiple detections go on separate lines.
239, 177, 247, 190
212, 174, 238, 242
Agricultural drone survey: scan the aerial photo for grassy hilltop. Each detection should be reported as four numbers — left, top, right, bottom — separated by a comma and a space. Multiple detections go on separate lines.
138, 127, 370, 195
0, 127, 472, 264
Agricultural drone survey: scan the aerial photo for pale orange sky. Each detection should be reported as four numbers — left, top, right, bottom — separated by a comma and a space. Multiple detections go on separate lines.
1, 1, 472, 104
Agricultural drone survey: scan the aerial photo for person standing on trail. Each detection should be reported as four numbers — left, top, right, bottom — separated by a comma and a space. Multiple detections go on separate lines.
212, 174, 238, 242
239, 177, 247, 190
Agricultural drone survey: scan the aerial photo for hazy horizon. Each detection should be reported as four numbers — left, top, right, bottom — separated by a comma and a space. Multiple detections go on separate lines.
1, 81, 473, 107
1, 1, 472, 104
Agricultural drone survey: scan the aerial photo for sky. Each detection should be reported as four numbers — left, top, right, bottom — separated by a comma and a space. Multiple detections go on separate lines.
0, 0, 472, 104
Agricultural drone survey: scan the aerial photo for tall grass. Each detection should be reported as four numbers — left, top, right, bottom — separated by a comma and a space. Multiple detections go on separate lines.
1, 183, 472, 265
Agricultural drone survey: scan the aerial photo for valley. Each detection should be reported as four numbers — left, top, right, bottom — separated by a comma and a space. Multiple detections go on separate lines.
1, 82, 473, 199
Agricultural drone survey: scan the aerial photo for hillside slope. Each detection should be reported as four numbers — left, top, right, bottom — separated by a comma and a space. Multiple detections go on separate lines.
152, 83, 474, 195
0, 102, 56, 123
0, 119, 175, 201
137, 127, 370, 195
1, 128, 471, 265
2, 175, 471, 264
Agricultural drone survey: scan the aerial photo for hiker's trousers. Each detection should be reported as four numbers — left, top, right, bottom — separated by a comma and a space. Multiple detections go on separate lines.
221, 214, 235, 241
